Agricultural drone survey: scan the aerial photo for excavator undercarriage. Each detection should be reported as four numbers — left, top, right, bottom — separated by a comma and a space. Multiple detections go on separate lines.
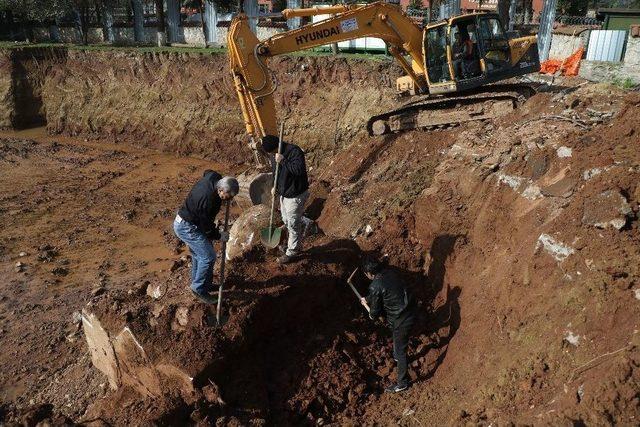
367, 83, 538, 135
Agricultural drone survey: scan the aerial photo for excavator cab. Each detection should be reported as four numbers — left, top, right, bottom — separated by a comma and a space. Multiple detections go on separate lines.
423, 13, 539, 95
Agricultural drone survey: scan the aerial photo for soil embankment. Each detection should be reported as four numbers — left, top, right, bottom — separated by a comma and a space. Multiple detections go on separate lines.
2, 46, 403, 166
0, 47, 639, 425
0, 47, 65, 129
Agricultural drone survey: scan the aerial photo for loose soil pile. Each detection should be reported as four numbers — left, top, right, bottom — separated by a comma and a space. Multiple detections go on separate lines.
0, 48, 639, 425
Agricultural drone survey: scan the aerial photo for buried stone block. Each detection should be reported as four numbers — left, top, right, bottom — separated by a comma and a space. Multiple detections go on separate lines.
81, 310, 120, 389
227, 204, 273, 261
582, 190, 632, 230
112, 327, 162, 397
83, 310, 196, 400
536, 234, 575, 262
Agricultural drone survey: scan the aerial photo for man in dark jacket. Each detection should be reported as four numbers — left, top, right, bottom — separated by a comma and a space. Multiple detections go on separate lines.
360, 255, 416, 393
173, 171, 239, 304
261, 135, 310, 264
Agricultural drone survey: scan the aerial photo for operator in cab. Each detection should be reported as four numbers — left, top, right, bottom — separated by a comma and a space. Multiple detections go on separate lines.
360, 255, 417, 393
261, 135, 310, 264
173, 171, 239, 304
453, 29, 476, 79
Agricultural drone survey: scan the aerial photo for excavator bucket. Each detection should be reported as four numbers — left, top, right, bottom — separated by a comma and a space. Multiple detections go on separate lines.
235, 171, 274, 210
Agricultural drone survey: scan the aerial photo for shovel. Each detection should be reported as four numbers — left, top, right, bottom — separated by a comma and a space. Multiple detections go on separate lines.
216, 200, 231, 326
347, 268, 370, 313
260, 122, 285, 249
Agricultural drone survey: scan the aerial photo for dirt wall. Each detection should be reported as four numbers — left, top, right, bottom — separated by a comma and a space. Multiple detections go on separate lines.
0, 47, 65, 129
38, 50, 401, 166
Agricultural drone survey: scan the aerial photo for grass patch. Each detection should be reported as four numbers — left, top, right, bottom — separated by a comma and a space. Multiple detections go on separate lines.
612, 76, 638, 90
0, 41, 390, 61
0, 41, 227, 55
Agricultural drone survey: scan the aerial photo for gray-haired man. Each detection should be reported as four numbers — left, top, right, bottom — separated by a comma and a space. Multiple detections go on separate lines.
174, 171, 239, 304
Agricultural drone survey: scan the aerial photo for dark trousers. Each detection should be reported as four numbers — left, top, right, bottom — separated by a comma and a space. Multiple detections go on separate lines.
392, 317, 413, 388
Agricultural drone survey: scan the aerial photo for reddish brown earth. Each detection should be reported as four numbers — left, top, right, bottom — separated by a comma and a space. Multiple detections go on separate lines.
0, 48, 639, 426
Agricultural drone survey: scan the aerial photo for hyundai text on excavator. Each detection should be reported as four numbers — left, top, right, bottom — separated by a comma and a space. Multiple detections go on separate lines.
228, 1, 539, 154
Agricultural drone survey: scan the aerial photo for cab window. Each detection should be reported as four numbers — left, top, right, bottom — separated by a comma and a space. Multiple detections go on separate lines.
478, 17, 510, 70
478, 17, 506, 42
425, 25, 451, 83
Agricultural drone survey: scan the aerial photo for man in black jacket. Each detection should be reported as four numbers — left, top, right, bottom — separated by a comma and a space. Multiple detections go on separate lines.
261, 135, 310, 264
360, 255, 416, 393
173, 171, 239, 304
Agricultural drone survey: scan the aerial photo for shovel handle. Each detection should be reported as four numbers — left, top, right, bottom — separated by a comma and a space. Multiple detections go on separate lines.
267, 122, 285, 240
216, 200, 231, 326
347, 268, 370, 313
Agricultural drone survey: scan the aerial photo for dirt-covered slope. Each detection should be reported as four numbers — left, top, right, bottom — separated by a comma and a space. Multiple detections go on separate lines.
42, 50, 402, 167
316, 84, 640, 425
0, 47, 63, 129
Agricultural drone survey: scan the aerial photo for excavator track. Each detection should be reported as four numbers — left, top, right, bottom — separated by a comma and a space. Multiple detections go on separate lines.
367, 83, 538, 136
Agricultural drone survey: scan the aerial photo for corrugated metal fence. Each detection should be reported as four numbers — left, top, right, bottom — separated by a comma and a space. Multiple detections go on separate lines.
586, 30, 628, 62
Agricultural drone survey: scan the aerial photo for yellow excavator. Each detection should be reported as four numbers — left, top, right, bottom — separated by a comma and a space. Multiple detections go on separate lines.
228, 1, 539, 150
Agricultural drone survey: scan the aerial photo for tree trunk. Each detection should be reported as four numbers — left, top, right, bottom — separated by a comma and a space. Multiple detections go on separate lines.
523, 0, 532, 24
286, 0, 301, 29
243, 0, 259, 34
165, 0, 180, 43
199, 0, 207, 46
508, 0, 517, 31
101, 1, 115, 43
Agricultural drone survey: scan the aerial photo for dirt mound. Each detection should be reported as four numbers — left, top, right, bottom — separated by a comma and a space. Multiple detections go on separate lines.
315, 83, 640, 425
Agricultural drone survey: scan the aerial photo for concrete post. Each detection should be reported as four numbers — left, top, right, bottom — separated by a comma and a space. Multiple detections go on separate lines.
165, 0, 181, 43
508, 0, 517, 31
102, 3, 115, 43
204, 0, 218, 45
538, 0, 557, 62
49, 19, 61, 43
132, 0, 145, 42
243, 0, 259, 34
286, 0, 301, 30
451, 0, 461, 17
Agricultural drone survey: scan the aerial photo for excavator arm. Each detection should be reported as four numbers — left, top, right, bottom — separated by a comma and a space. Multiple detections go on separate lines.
228, 1, 426, 147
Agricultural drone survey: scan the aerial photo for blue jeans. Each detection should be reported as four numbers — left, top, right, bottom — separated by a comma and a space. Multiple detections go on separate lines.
173, 215, 216, 294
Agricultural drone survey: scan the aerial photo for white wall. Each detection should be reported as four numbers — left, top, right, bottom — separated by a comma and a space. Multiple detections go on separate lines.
548, 32, 589, 60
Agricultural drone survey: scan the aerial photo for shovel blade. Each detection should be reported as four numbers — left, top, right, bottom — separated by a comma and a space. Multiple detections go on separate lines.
260, 226, 282, 249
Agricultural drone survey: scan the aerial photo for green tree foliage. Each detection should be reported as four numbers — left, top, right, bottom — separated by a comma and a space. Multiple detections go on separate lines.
557, 0, 588, 15
408, 0, 424, 10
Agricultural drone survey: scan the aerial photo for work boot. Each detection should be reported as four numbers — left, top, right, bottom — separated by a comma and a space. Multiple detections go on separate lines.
277, 253, 298, 264
384, 384, 409, 393
191, 289, 217, 305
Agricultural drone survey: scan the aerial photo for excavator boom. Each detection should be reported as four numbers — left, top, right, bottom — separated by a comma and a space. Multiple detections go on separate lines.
228, 1, 539, 152
228, 2, 428, 143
